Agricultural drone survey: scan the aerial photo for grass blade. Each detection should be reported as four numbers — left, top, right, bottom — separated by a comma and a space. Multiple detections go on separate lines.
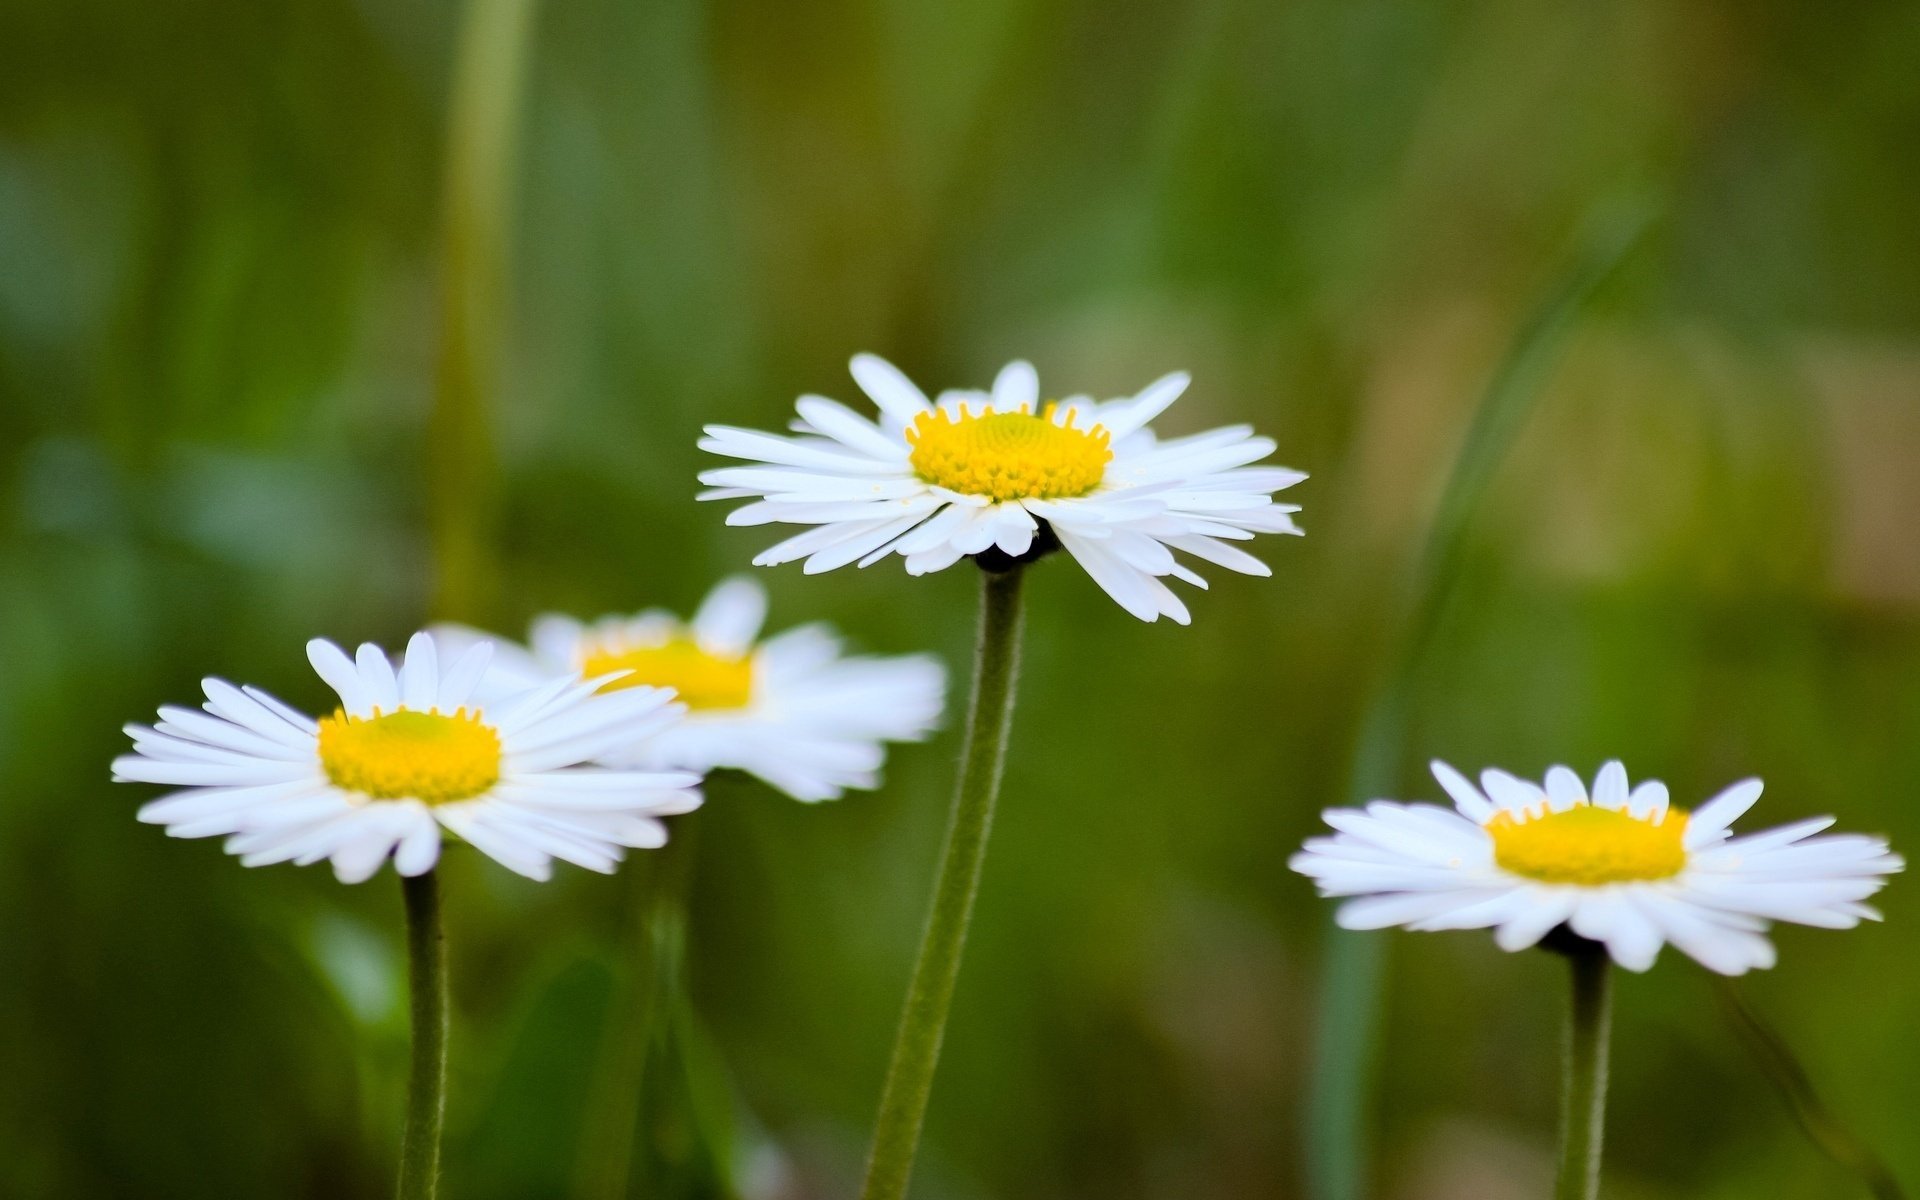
1304, 194, 1656, 1200
430, 0, 538, 621
1714, 980, 1906, 1200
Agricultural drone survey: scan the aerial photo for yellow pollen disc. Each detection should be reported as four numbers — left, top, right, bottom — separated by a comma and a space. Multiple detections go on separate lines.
906, 404, 1112, 503
317, 708, 501, 804
581, 639, 755, 710
1489, 803, 1690, 885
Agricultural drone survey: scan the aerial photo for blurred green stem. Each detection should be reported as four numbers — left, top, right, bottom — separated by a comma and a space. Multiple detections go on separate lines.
430, 0, 536, 622
576, 810, 737, 1200
1555, 942, 1611, 1200
860, 566, 1026, 1200
398, 870, 449, 1200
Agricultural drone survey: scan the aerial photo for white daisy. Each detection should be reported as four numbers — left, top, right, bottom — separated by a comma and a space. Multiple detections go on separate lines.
1290, 760, 1902, 975
434, 575, 947, 802
696, 354, 1306, 624
115, 631, 703, 883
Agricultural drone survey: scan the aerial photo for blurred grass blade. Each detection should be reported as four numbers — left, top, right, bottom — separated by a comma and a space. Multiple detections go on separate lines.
572, 872, 666, 1200
573, 811, 740, 1200
1714, 980, 1906, 1200
430, 0, 538, 622
1304, 195, 1656, 1200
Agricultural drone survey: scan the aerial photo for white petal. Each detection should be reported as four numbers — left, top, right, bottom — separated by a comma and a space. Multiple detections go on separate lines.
436, 640, 498, 710
399, 631, 439, 711
355, 643, 400, 712
1480, 769, 1546, 815
228, 682, 320, 740
154, 705, 309, 760
1544, 766, 1587, 812
802, 511, 930, 574
1055, 528, 1185, 624
849, 354, 934, 425
1430, 761, 1496, 822
1337, 891, 1492, 930
1592, 761, 1629, 810
1099, 371, 1190, 439
435, 806, 553, 881
1492, 890, 1576, 951
691, 576, 768, 656
1685, 778, 1764, 848
989, 504, 1037, 557
795, 395, 909, 458
328, 814, 409, 884
394, 814, 443, 876
991, 360, 1039, 411
1627, 781, 1669, 822
307, 640, 368, 715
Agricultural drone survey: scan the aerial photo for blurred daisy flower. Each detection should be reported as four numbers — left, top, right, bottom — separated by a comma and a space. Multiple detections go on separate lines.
1291, 760, 1901, 975
436, 575, 946, 802
696, 354, 1305, 624
115, 632, 702, 883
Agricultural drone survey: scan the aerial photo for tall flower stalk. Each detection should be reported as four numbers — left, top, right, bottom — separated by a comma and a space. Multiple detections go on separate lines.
398, 870, 451, 1200
696, 355, 1304, 1195
1555, 939, 1612, 1200
1293, 758, 1900, 1199
860, 566, 1026, 1200
114, 632, 701, 1199
410, 0, 535, 1184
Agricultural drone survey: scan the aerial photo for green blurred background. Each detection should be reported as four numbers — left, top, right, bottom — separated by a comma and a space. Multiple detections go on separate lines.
3, 0, 1917, 1196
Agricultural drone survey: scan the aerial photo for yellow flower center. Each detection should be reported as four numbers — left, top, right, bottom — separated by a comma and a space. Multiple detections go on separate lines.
906, 405, 1112, 502
581, 639, 755, 710
1489, 803, 1690, 885
317, 709, 501, 804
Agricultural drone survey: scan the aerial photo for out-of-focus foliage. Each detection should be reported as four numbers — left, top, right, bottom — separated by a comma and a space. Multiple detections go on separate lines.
2, 1, 1917, 1197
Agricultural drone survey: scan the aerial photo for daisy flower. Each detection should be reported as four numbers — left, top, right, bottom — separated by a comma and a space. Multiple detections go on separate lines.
115, 632, 703, 883
696, 354, 1305, 624
1291, 760, 1901, 974
434, 575, 946, 802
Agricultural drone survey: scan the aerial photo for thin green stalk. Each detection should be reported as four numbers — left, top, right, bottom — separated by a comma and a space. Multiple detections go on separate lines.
1556, 944, 1612, 1200
430, 0, 537, 622
575, 810, 725, 1200
1305, 195, 1655, 1200
1713, 980, 1906, 1200
860, 566, 1027, 1200
574, 851, 680, 1200
399, 870, 450, 1200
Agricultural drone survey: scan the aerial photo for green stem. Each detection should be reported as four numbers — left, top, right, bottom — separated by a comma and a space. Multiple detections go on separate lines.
1555, 944, 1612, 1200
398, 870, 450, 1200
860, 566, 1027, 1200
1713, 980, 1906, 1200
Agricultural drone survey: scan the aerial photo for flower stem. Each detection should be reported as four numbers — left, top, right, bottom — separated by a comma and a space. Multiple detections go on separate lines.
399, 870, 450, 1200
860, 565, 1027, 1200
1555, 942, 1612, 1200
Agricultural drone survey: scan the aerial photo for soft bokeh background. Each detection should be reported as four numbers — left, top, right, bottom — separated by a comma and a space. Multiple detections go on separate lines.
3, 1, 1917, 1197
